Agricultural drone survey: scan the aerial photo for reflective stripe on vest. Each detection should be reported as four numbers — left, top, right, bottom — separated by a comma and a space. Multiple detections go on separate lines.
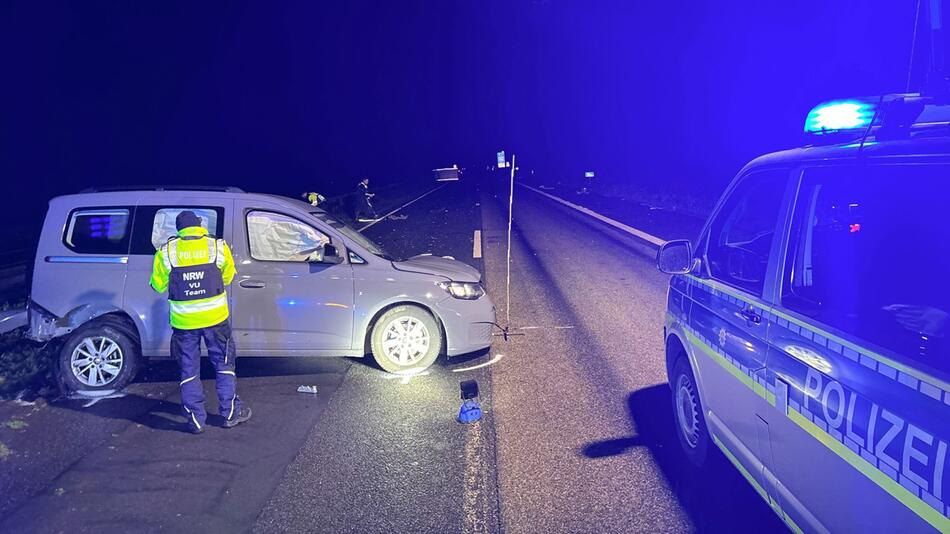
169, 292, 228, 315
168, 237, 217, 268
168, 293, 229, 330
215, 239, 226, 270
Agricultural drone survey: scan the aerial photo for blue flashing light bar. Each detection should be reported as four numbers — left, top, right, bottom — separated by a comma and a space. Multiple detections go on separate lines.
804, 99, 877, 135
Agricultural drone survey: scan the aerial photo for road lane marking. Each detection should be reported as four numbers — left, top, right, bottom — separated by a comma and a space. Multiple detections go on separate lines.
520, 184, 666, 247
451, 353, 504, 372
473, 230, 482, 258
461, 419, 490, 534
357, 184, 447, 232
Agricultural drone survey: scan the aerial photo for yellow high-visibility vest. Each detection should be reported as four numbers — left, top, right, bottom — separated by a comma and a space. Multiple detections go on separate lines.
150, 226, 236, 330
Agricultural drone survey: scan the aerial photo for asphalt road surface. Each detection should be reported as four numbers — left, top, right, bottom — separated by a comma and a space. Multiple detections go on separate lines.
0, 177, 784, 533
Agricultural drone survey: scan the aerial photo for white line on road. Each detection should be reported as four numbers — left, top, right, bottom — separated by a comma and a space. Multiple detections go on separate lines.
358, 184, 447, 232
520, 184, 666, 247
451, 353, 504, 373
473, 230, 482, 258
461, 418, 490, 534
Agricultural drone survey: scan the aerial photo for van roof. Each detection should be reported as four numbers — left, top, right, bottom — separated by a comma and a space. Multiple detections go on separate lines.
48, 187, 327, 214
746, 135, 950, 171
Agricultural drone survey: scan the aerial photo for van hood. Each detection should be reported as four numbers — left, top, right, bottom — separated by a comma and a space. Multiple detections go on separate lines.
392, 254, 481, 282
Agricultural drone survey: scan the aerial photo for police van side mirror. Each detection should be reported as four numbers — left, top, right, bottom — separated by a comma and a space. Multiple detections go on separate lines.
657, 239, 698, 274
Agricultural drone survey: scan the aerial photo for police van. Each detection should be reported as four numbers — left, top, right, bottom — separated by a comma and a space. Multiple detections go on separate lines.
657, 94, 950, 533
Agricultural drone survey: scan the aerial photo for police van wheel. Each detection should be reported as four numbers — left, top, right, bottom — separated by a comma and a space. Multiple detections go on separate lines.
57, 320, 140, 394
671, 357, 708, 467
370, 305, 442, 374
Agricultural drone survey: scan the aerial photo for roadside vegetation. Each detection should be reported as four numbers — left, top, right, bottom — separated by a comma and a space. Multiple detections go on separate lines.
0, 301, 57, 399
598, 182, 715, 219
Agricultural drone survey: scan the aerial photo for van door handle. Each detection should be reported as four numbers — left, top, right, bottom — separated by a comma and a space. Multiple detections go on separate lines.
239, 279, 266, 289
738, 308, 762, 324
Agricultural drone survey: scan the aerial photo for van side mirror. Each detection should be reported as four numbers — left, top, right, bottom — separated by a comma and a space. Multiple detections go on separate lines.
309, 243, 345, 265
657, 239, 698, 274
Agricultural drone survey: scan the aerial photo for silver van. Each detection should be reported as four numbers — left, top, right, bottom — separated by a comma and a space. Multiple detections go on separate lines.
27, 186, 495, 392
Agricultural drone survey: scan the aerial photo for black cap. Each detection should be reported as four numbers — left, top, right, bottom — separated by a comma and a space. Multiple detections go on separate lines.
176, 210, 202, 231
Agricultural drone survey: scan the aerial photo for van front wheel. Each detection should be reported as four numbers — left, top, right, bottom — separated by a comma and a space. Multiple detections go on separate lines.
58, 320, 140, 394
370, 305, 442, 374
671, 356, 709, 467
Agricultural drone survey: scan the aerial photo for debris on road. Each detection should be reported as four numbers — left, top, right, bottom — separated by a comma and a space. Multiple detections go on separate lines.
458, 400, 482, 423
296, 385, 318, 395
4, 419, 27, 430
458, 379, 482, 424
66, 389, 127, 408
12, 391, 37, 407
388, 214, 408, 220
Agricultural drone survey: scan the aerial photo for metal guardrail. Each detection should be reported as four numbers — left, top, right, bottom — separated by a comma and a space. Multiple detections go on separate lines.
0, 249, 31, 304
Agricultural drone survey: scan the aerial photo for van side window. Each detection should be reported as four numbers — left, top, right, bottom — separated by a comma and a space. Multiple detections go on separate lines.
246, 210, 330, 262
129, 206, 225, 255
783, 164, 950, 373
705, 170, 786, 295
63, 208, 132, 254
150, 208, 220, 250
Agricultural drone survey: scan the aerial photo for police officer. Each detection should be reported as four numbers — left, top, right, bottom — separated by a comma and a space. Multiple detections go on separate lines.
302, 191, 326, 207
149, 211, 251, 434
355, 177, 377, 222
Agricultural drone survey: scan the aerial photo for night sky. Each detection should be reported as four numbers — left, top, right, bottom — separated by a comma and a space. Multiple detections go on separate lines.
0, 1, 921, 244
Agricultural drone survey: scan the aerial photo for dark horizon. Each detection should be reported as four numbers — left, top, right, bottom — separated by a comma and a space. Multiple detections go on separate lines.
0, 1, 921, 240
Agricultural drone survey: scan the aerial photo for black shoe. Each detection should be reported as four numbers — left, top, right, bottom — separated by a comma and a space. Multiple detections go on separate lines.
224, 407, 252, 428
187, 422, 203, 435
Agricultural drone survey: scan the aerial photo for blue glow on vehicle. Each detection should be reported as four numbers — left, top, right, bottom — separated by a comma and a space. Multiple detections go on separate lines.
804, 100, 876, 134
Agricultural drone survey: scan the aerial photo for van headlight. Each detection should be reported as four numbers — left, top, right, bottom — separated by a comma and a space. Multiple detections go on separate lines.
437, 281, 484, 300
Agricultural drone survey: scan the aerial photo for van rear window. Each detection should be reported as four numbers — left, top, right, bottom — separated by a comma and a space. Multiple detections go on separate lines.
63, 208, 132, 254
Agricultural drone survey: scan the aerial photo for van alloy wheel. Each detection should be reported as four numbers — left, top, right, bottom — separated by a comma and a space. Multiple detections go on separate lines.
381, 316, 431, 366
70, 336, 124, 387
370, 305, 442, 374
675, 373, 700, 449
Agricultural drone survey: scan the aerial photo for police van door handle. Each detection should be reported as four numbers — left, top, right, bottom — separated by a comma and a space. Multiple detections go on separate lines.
739, 308, 762, 324
239, 279, 266, 289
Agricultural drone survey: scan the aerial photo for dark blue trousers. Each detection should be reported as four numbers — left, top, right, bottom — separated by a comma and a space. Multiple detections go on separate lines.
170, 320, 242, 430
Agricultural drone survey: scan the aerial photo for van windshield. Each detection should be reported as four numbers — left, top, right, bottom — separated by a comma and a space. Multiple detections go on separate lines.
310, 211, 398, 261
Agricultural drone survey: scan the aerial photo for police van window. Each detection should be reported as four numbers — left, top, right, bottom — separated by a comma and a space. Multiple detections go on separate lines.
705, 170, 787, 295
783, 164, 950, 374
63, 208, 132, 254
246, 210, 330, 262
129, 206, 225, 255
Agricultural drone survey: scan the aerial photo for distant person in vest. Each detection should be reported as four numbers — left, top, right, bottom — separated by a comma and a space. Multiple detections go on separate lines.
149, 210, 251, 434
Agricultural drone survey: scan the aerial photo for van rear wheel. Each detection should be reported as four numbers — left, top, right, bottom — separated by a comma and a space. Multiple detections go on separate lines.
370, 305, 442, 374
58, 320, 140, 394
671, 356, 709, 467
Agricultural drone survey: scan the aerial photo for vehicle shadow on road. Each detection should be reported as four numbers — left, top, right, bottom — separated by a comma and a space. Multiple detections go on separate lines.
52, 393, 194, 433
139, 356, 351, 384
344, 347, 493, 374
50, 357, 353, 432
582, 385, 786, 533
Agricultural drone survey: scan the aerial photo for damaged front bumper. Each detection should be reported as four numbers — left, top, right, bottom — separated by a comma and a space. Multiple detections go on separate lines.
26, 299, 73, 342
